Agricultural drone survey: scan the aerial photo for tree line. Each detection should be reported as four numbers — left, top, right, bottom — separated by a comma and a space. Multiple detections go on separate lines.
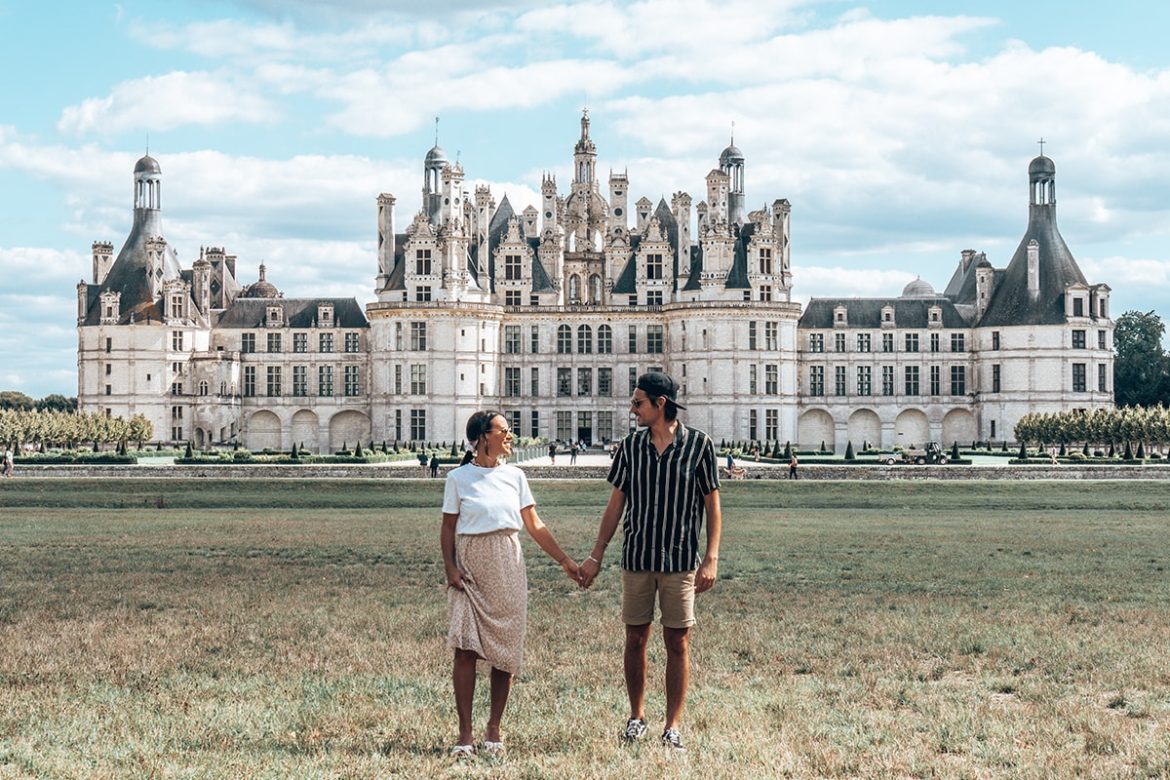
1014, 406, 1170, 454
0, 391, 77, 413
0, 409, 154, 450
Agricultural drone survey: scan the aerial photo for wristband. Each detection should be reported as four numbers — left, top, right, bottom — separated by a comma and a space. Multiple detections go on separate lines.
585, 555, 600, 566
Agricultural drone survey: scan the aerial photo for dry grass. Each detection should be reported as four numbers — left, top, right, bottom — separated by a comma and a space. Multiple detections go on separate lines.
1, 479, 1169, 778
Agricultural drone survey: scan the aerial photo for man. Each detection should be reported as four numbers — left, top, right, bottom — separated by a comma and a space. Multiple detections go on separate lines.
578, 371, 722, 752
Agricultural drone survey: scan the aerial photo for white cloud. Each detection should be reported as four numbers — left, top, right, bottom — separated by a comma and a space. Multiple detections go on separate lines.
1079, 256, 1170, 290
0, 247, 90, 285
57, 71, 277, 136
792, 265, 919, 302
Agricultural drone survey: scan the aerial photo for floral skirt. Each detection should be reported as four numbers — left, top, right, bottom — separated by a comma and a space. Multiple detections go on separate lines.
447, 530, 527, 674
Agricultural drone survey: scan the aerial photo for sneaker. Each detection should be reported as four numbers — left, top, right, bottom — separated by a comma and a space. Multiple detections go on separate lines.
620, 718, 648, 743
661, 728, 685, 751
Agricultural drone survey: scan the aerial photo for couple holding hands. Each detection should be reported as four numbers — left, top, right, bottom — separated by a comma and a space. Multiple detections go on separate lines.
440, 372, 722, 758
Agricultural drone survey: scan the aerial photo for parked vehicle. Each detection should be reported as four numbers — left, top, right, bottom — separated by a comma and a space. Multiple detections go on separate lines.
880, 442, 949, 465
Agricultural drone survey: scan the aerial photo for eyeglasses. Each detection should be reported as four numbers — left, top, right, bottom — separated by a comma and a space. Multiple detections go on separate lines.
630, 398, 656, 409
487, 427, 512, 436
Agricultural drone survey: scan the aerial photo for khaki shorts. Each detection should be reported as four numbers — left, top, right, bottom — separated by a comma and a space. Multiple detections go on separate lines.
622, 570, 696, 629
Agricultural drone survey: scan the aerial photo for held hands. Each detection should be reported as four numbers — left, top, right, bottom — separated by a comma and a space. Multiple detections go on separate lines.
577, 555, 600, 588
559, 556, 580, 584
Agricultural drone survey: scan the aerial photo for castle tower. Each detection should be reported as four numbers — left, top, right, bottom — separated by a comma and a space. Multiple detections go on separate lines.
719, 135, 745, 225
541, 174, 558, 231
92, 241, 114, 285
573, 109, 597, 191
423, 129, 448, 225
376, 193, 396, 290
608, 171, 628, 236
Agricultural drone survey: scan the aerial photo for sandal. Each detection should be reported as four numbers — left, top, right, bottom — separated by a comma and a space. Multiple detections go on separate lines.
450, 744, 476, 759
482, 740, 506, 757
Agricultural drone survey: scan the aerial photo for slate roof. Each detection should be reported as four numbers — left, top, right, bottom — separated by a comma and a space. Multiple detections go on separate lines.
799, 297, 973, 329
681, 245, 703, 291
611, 235, 641, 294
83, 208, 183, 325
529, 237, 556, 293
215, 298, 369, 329
724, 223, 753, 289
979, 204, 1089, 326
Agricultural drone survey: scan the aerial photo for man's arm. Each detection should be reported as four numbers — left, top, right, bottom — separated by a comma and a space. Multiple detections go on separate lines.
695, 488, 722, 593
577, 487, 626, 588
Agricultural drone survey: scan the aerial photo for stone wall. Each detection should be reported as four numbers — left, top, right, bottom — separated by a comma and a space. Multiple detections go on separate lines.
11, 464, 1170, 480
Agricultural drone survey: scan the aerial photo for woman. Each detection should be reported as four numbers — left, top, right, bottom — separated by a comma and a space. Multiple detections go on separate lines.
441, 410, 579, 758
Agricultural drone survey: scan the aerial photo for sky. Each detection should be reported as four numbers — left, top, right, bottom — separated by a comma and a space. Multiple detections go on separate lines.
3, 0, 1170, 398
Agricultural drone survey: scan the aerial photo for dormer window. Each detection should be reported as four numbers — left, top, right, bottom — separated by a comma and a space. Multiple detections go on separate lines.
881, 305, 896, 328
267, 306, 283, 327
317, 303, 334, 326
928, 306, 942, 326
833, 305, 848, 327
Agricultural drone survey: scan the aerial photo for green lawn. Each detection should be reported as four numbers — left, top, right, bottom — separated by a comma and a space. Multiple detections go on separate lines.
1, 480, 1168, 778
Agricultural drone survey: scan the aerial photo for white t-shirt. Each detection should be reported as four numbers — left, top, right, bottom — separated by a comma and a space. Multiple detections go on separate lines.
442, 463, 535, 535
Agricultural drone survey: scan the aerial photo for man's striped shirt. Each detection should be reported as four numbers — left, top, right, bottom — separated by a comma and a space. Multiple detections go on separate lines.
606, 421, 719, 572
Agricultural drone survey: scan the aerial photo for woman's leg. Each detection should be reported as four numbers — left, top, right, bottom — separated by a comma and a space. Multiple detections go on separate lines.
453, 649, 478, 745
485, 667, 513, 742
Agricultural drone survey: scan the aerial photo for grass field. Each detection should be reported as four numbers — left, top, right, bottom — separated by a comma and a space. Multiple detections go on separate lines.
1, 479, 1169, 779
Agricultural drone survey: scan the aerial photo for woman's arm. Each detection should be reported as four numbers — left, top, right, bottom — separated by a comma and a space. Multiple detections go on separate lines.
441, 511, 464, 590
520, 505, 578, 581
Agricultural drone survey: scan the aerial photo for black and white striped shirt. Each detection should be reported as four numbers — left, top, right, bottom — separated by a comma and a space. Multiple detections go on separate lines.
607, 422, 720, 572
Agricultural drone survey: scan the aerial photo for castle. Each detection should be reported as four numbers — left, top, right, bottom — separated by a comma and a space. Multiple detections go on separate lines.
76, 113, 1114, 451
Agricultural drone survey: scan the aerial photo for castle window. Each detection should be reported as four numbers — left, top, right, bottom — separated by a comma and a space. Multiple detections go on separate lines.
759, 286, 772, 302
241, 333, 255, 353
628, 326, 638, 354
597, 325, 613, 354
294, 333, 308, 353
293, 366, 307, 397
765, 365, 778, 395
531, 367, 540, 395
882, 333, 894, 353
905, 366, 920, 396
950, 333, 966, 353
410, 322, 427, 351
647, 325, 664, 354
882, 366, 895, 396
759, 247, 773, 275
598, 368, 612, 397
504, 368, 521, 397
410, 409, 426, 441
765, 322, 778, 350
1098, 364, 1107, 392
992, 364, 1001, 393
318, 366, 333, 396
835, 366, 847, 396
1098, 330, 1106, 350
809, 367, 828, 397
410, 365, 426, 395
243, 366, 256, 397
647, 290, 663, 305
749, 365, 758, 394
344, 365, 361, 396
1072, 330, 1086, 349
415, 249, 432, 275
415, 286, 431, 302
505, 290, 522, 306
835, 333, 846, 353
1073, 297, 1084, 317
267, 366, 281, 397
765, 409, 778, 441
1072, 363, 1086, 393
809, 334, 824, 353
856, 333, 870, 353
319, 333, 334, 353
748, 321, 758, 350
905, 333, 919, 352
345, 332, 360, 353
930, 333, 940, 352
749, 409, 758, 439
647, 254, 663, 280
857, 366, 871, 396
267, 333, 282, 353
504, 254, 522, 281
172, 332, 185, 352
557, 368, 571, 397
950, 366, 966, 396
531, 325, 540, 354
199, 381, 209, 396
557, 324, 572, 353
930, 365, 941, 395
992, 331, 1000, 350
577, 325, 593, 354
578, 368, 592, 396
504, 325, 520, 354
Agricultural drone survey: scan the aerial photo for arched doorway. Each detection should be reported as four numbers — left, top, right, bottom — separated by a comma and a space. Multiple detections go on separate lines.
895, 409, 930, 449
942, 408, 977, 447
847, 409, 881, 451
329, 410, 371, 453
246, 410, 282, 452
798, 409, 835, 451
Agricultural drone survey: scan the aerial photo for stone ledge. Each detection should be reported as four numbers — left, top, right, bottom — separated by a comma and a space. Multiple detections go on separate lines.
9, 464, 1170, 480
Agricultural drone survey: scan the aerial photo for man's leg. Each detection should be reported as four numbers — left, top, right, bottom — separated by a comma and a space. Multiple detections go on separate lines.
485, 667, 512, 743
452, 649, 477, 745
624, 623, 652, 721
662, 627, 690, 730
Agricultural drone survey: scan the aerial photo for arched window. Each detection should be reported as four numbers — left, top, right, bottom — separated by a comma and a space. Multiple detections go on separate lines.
557, 324, 572, 354
569, 274, 581, 302
199, 381, 209, 396
597, 325, 613, 354
577, 325, 593, 354
589, 274, 602, 303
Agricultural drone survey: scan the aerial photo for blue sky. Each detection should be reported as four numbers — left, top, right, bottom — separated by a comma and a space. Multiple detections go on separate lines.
3, 0, 1170, 397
